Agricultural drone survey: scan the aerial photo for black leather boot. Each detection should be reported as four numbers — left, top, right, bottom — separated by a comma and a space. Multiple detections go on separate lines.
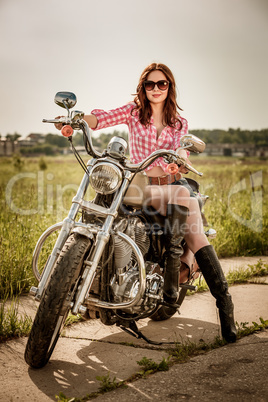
195, 245, 237, 343
163, 204, 189, 304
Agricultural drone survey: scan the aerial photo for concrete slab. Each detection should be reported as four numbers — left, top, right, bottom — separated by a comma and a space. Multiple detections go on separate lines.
1, 257, 267, 401
96, 330, 268, 402
0, 338, 169, 401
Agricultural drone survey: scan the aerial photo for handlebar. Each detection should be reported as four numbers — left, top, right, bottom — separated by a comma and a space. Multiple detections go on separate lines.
125, 150, 203, 176
43, 116, 203, 176
178, 157, 203, 176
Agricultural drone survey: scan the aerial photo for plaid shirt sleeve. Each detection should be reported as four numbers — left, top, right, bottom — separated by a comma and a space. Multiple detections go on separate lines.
173, 117, 190, 157
174, 117, 188, 150
91, 103, 134, 130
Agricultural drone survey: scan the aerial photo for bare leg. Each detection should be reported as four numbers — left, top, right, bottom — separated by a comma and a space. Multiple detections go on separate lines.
183, 197, 210, 254
144, 184, 190, 216
144, 185, 209, 254
144, 184, 237, 341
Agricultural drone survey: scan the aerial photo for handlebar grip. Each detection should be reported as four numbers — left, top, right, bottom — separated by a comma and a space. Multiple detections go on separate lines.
175, 154, 203, 176
42, 119, 60, 123
184, 162, 203, 176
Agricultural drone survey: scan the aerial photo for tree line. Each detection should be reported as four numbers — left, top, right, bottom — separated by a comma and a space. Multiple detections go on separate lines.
190, 128, 268, 146
3, 127, 268, 156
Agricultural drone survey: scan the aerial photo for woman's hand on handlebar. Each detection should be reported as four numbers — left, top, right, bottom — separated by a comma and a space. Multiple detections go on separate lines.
176, 148, 191, 174
178, 162, 190, 174
54, 114, 98, 131
54, 116, 64, 131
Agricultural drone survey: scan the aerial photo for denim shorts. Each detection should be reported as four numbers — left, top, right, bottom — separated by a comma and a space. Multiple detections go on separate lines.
169, 177, 196, 197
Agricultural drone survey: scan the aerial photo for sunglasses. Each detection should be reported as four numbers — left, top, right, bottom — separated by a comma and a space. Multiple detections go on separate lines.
143, 80, 169, 91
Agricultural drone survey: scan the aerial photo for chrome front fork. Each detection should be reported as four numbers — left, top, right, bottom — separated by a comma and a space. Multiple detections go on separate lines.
71, 171, 146, 315
30, 162, 93, 300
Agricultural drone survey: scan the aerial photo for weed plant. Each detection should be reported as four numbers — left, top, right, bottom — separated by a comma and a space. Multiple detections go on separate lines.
0, 298, 32, 342
137, 356, 170, 376
226, 259, 268, 284
189, 259, 268, 294
96, 372, 121, 392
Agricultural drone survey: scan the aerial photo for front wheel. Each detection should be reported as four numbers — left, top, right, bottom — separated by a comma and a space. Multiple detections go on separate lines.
24, 233, 90, 368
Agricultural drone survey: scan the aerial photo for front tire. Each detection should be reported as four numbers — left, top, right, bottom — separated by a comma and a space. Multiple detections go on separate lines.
24, 233, 90, 368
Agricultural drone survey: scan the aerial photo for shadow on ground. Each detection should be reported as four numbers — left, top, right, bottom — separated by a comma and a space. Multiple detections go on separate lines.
26, 316, 219, 400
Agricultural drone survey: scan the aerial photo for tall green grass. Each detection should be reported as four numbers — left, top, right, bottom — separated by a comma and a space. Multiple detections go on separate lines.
0, 155, 267, 298
0, 155, 91, 298
189, 156, 268, 258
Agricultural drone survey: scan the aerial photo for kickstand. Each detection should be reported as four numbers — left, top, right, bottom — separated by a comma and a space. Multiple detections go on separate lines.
119, 321, 163, 346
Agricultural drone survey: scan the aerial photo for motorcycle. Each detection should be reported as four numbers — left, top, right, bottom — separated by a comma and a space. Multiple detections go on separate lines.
24, 92, 216, 368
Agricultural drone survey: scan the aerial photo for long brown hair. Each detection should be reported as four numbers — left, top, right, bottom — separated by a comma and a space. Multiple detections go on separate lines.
133, 63, 183, 129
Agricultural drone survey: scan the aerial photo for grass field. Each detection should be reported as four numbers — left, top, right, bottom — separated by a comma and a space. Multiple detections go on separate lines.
0, 153, 267, 299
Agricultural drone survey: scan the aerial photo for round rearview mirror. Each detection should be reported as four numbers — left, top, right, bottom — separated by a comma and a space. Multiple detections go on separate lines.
54, 92, 77, 110
180, 134, 206, 153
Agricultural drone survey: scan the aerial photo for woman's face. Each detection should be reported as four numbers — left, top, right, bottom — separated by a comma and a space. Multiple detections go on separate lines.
144, 70, 169, 105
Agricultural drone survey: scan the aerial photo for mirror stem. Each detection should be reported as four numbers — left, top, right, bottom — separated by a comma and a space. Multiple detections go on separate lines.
62, 100, 70, 117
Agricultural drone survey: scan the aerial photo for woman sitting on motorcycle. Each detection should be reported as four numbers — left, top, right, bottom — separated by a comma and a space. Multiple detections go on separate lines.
56, 62, 237, 343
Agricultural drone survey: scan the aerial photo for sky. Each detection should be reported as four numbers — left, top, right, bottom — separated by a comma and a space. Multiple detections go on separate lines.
0, 0, 267, 138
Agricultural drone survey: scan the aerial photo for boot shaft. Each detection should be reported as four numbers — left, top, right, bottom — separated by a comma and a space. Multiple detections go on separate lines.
195, 244, 237, 342
195, 244, 229, 301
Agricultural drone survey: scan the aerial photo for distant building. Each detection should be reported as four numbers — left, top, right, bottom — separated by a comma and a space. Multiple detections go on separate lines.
204, 143, 268, 157
0, 133, 45, 156
0, 138, 19, 156
17, 133, 45, 148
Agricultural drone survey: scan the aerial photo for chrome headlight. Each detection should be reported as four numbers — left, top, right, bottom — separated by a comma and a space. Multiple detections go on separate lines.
89, 162, 122, 194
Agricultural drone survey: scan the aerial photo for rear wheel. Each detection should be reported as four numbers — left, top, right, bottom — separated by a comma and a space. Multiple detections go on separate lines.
149, 287, 187, 321
149, 305, 177, 321
24, 233, 90, 368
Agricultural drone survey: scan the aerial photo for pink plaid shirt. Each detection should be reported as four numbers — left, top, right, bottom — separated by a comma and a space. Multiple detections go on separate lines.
91, 102, 188, 172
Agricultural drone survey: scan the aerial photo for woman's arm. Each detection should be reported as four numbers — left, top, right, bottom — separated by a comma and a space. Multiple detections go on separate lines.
175, 147, 191, 174
83, 114, 98, 129
55, 103, 133, 131
176, 147, 188, 159
174, 117, 191, 172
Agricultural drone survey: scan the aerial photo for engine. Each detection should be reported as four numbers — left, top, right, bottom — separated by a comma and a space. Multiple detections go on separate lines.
111, 216, 163, 314
113, 216, 150, 269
